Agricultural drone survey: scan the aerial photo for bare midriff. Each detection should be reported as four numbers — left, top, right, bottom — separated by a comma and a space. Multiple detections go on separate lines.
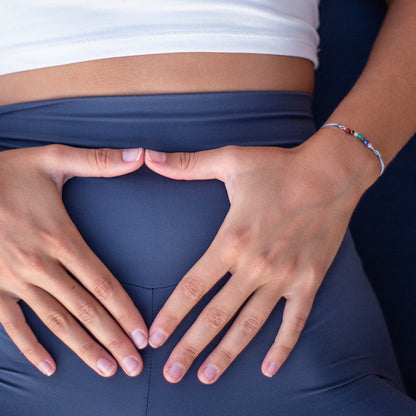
0, 53, 314, 107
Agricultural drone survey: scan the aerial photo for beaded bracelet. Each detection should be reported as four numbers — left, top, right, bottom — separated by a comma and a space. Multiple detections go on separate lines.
320, 122, 385, 177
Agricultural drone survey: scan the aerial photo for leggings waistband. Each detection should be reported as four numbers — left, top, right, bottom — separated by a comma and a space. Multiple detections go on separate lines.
0, 91, 315, 151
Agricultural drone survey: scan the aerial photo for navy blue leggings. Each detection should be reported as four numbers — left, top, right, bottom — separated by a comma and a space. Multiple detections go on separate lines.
0, 92, 415, 415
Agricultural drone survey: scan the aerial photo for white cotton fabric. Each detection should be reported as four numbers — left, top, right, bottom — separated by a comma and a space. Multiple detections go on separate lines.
0, 0, 320, 76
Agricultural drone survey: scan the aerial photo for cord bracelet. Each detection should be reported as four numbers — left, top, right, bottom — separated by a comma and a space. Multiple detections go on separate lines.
320, 122, 385, 177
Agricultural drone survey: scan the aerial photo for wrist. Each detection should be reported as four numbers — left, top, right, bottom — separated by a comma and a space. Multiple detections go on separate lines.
321, 123, 385, 176
298, 127, 381, 199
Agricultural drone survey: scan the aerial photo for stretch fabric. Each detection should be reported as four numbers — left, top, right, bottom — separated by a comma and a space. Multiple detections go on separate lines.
0, 91, 415, 415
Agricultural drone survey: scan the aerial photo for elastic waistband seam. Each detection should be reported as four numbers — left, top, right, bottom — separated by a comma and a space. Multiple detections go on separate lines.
119, 280, 178, 291
0, 90, 312, 115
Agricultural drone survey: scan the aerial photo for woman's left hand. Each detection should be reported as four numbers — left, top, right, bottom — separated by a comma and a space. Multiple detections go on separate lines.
143, 136, 373, 384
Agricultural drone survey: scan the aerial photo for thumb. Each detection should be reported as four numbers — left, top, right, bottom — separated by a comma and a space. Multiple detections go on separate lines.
144, 146, 237, 181
43, 145, 144, 185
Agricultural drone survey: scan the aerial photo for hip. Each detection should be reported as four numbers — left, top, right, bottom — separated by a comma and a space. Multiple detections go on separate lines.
0, 91, 404, 415
0, 90, 316, 288
0, 53, 314, 107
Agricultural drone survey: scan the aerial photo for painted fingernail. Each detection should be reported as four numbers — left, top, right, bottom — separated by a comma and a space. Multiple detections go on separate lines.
122, 148, 142, 162
265, 362, 279, 377
147, 149, 166, 163
131, 329, 148, 350
149, 330, 167, 348
201, 364, 218, 383
97, 357, 116, 377
39, 360, 54, 376
123, 356, 142, 376
167, 363, 185, 382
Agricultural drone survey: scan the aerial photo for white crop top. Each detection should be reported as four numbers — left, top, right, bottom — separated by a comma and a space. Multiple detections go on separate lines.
0, 0, 320, 76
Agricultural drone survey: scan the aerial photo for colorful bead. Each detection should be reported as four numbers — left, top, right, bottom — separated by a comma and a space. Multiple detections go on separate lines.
319, 122, 385, 177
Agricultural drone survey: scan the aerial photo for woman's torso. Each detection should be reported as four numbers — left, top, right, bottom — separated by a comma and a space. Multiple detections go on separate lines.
0, 0, 318, 105
0, 53, 314, 107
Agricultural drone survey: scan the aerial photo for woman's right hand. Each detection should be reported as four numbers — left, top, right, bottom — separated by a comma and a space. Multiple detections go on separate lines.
0, 144, 148, 377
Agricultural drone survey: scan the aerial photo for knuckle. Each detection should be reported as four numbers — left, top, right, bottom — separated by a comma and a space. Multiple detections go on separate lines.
204, 306, 230, 330
223, 145, 244, 177
217, 347, 234, 362
179, 343, 199, 359
160, 311, 180, 328
224, 145, 242, 163
91, 148, 110, 170
115, 310, 133, 325
180, 276, 205, 301
224, 227, 251, 260
302, 264, 323, 288
239, 314, 263, 337
77, 302, 99, 324
2, 320, 22, 337
21, 344, 40, 358
107, 338, 124, 351
92, 277, 114, 301
287, 316, 307, 333
281, 256, 298, 278
47, 311, 69, 334
290, 271, 322, 299
275, 343, 293, 359
309, 271, 323, 291
38, 226, 60, 248
44, 144, 64, 160
9, 279, 31, 296
178, 152, 198, 172
17, 249, 48, 275
40, 228, 74, 258
251, 251, 274, 275
78, 341, 94, 359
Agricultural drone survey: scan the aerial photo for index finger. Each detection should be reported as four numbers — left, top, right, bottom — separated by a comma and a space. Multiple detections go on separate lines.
53, 220, 148, 350
148, 222, 235, 348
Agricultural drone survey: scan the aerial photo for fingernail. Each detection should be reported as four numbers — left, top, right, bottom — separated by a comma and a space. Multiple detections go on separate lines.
131, 329, 148, 350
123, 356, 142, 376
97, 357, 116, 376
147, 149, 166, 163
201, 364, 218, 383
149, 330, 167, 348
122, 148, 142, 162
265, 362, 279, 377
39, 360, 54, 376
167, 363, 185, 382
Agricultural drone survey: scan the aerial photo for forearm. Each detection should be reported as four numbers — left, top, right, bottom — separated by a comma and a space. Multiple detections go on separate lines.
308, 0, 416, 192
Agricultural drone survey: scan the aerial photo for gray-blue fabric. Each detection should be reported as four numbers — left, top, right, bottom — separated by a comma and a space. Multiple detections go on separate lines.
0, 91, 415, 415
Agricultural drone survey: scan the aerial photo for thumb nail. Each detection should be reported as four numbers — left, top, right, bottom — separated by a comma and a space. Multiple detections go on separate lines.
147, 150, 166, 163
122, 148, 143, 162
